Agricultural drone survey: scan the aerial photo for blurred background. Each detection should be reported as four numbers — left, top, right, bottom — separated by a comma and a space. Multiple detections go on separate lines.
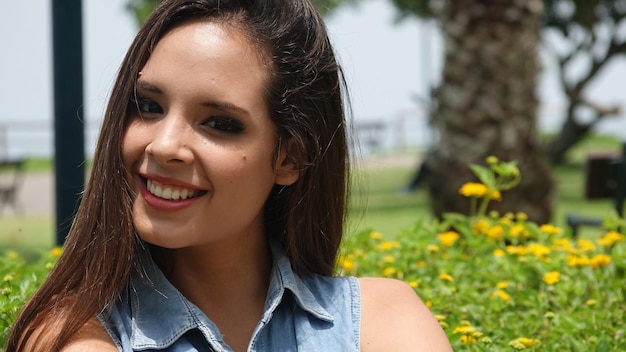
1, 0, 625, 250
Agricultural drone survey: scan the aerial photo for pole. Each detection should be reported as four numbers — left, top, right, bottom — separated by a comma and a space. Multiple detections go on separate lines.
52, 0, 85, 245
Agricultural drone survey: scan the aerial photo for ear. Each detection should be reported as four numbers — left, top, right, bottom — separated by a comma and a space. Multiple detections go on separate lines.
274, 138, 300, 186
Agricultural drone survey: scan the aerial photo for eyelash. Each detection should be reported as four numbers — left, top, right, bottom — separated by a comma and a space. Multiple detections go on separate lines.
129, 96, 245, 134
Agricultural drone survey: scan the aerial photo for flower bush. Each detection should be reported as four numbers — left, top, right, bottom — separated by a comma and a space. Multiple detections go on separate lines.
0, 248, 61, 346
339, 157, 625, 351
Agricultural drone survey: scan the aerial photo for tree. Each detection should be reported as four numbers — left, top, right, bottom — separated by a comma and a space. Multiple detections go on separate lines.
393, 2, 625, 166
543, 0, 625, 163
392, 0, 555, 223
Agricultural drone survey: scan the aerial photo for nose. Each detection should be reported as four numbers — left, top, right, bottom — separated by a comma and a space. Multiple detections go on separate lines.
145, 115, 194, 165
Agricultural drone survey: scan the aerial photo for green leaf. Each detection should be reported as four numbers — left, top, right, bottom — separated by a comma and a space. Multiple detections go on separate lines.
469, 164, 496, 188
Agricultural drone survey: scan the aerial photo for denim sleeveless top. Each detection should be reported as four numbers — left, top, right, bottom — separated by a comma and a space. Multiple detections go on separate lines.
98, 242, 361, 351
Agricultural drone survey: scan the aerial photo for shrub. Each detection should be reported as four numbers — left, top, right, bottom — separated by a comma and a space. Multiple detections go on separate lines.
338, 157, 625, 350
0, 248, 61, 347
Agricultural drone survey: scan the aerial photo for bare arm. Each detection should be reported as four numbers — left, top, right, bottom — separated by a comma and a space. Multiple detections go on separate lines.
359, 277, 452, 352
61, 318, 118, 352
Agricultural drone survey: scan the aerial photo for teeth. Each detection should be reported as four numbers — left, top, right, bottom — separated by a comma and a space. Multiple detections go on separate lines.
146, 179, 198, 200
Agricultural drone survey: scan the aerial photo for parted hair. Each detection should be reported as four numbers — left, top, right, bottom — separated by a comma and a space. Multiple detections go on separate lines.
6, 0, 349, 350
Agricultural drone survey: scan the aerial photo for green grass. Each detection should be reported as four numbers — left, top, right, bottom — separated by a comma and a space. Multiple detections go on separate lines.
0, 216, 54, 253
348, 167, 431, 236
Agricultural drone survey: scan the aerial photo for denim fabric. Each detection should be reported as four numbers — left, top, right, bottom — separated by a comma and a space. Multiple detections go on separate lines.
98, 241, 361, 351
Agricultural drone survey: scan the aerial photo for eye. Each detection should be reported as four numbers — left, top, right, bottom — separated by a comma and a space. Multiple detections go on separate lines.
203, 116, 245, 134
130, 96, 163, 115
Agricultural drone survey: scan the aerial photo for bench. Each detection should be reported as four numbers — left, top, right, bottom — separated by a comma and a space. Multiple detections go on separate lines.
0, 157, 26, 215
567, 142, 626, 237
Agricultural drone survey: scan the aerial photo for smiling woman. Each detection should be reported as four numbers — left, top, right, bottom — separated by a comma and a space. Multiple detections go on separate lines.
6, 1, 450, 351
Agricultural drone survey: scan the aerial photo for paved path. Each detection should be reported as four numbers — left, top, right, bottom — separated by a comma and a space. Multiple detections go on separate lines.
4, 153, 420, 217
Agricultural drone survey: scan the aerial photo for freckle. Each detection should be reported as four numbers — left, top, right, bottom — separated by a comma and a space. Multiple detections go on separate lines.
242, 155, 247, 162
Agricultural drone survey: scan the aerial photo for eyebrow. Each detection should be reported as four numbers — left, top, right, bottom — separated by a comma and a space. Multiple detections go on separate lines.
135, 78, 250, 116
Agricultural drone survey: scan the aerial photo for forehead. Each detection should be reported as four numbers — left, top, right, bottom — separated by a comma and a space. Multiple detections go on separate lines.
137, 20, 272, 107
152, 19, 271, 75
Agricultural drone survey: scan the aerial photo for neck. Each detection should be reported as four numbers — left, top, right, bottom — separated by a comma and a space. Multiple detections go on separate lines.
166, 236, 272, 310
162, 236, 273, 351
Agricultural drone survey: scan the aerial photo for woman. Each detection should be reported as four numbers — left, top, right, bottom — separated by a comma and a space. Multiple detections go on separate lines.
7, 0, 451, 351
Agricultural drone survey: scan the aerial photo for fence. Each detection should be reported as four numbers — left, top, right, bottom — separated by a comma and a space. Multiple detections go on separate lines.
0, 112, 433, 159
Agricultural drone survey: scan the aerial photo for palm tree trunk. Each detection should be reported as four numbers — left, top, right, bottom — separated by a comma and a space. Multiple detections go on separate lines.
427, 0, 554, 223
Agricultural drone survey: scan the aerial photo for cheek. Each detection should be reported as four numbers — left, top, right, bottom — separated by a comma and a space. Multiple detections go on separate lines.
121, 123, 145, 169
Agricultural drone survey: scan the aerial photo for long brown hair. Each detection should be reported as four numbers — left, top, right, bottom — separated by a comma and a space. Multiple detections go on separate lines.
6, 0, 348, 350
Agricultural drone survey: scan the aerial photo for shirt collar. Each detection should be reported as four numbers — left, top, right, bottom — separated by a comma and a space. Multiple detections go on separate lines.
128, 240, 333, 350
266, 240, 334, 322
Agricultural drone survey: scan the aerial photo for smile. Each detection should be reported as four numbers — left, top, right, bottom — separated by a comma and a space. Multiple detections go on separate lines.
146, 179, 206, 200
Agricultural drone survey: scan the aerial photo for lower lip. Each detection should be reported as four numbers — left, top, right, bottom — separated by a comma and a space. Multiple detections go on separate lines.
140, 183, 204, 211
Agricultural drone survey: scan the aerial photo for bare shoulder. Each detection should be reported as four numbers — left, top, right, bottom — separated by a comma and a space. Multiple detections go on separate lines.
61, 318, 118, 352
358, 277, 452, 352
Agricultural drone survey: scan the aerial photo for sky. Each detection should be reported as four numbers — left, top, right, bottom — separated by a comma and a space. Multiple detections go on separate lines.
0, 0, 624, 157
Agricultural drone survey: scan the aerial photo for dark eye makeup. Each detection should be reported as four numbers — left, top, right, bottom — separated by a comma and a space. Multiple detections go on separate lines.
203, 116, 245, 134
130, 96, 163, 115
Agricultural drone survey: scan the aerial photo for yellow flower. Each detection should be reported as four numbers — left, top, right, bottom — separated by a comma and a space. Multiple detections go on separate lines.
597, 231, 625, 247
425, 301, 432, 307
460, 335, 478, 346
382, 255, 395, 263
499, 216, 513, 227
337, 257, 355, 272
586, 299, 597, 306
539, 224, 562, 236
383, 267, 396, 277
3, 274, 14, 283
6, 251, 19, 260
369, 231, 384, 240
552, 239, 572, 251
542, 271, 560, 285
515, 212, 528, 221
589, 254, 611, 268
426, 244, 440, 253
438, 272, 454, 282
496, 280, 509, 289
567, 254, 590, 268
408, 281, 419, 288
472, 219, 490, 235
493, 248, 505, 257
489, 190, 502, 201
509, 224, 528, 239
509, 337, 540, 348
506, 245, 526, 256
527, 243, 551, 260
453, 325, 477, 335
487, 225, 503, 240
434, 314, 446, 322
416, 260, 427, 268
459, 182, 489, 198
438, 231, 460, 247
576, 239, 596, 252
379, 240, 400, 251
49, 247, 63, 258
486, 155, 499, 165
490, 289, 510, 302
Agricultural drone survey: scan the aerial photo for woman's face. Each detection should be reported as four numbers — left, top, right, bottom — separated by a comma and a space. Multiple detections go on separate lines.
122, 20, 297, 249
